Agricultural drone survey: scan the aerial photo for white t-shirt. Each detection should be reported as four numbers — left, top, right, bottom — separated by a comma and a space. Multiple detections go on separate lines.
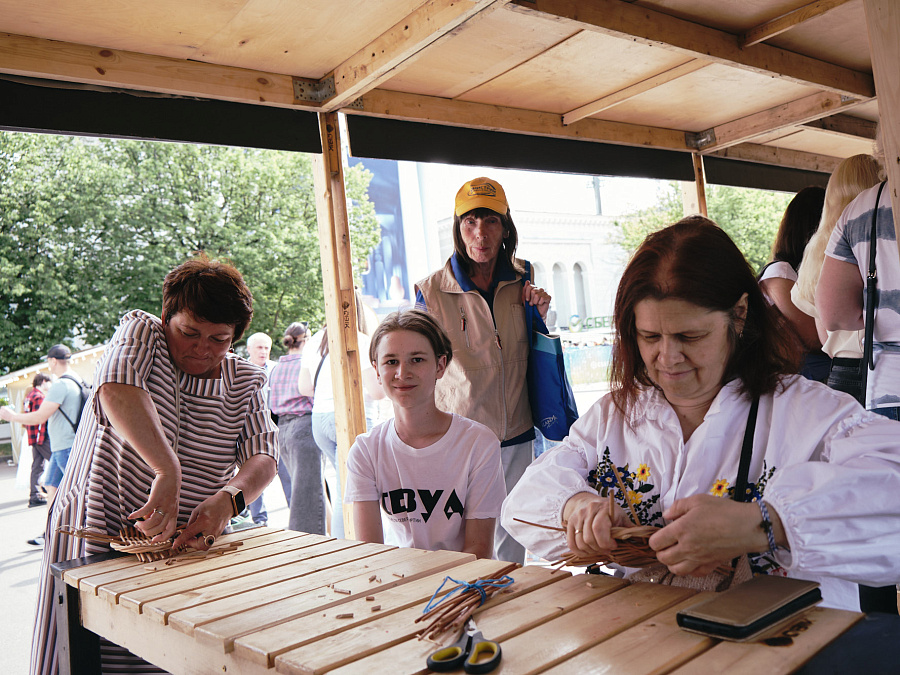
502, 376, 900, 611
758, 261, 797, 305
345, 413, 506, 554
305, 329, 375, 416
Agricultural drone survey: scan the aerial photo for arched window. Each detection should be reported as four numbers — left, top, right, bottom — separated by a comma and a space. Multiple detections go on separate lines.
573, 262, 587, 319
552, 263, 570, 328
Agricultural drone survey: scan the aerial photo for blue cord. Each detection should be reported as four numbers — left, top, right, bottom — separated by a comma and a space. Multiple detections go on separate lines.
422, 575, 515, 614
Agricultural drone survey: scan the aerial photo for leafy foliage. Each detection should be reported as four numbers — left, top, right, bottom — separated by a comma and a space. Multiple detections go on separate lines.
0, 131, 380, 373
612, 181, 794, 273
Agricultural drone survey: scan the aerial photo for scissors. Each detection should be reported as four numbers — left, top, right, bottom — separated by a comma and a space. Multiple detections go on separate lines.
426, 618, 501, 673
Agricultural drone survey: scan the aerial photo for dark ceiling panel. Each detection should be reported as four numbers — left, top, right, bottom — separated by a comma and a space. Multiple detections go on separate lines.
0, 77, 321, 153
347, 115, 695, 181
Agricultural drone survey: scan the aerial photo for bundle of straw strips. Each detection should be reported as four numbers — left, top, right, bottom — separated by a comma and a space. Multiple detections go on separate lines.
57, 525, 240, 563
416, 563, 518, 642
514, 464, 664, 571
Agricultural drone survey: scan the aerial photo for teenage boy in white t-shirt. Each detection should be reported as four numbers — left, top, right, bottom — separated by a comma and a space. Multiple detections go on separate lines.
344, 310, 505, 559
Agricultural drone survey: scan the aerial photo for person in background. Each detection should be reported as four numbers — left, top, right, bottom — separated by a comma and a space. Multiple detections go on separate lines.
2, 344, 86, 507
29, 254, 278, 674
817, 169, 899, 614
503, 216, 900, 612
758, 186, 828, 381
346, 310, 505, 559
24, 373, 52, 508
792, 154, 881, 396
242, 331, 285, 528
269, 321, 326, 535
415, 176, 550, 564
299, 299, 384, 539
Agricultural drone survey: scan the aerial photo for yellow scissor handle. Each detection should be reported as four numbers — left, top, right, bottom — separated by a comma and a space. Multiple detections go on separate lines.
465, 639, 501, 674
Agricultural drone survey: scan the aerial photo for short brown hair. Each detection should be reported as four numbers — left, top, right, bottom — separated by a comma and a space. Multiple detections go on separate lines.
162, 254, 253, 342
369, 310, 453, 367
32, 372, 52, 388
611, 216, 800, 414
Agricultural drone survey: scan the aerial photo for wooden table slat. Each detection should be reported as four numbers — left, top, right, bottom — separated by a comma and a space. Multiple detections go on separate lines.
81, 530, 315, 597
172, 547, 467, 640
274, 568, 620, 675
472, 582, 696, 675
63, 528, 304, 590
668, 605, 863, 674
233, 556, 506, 666
324, 572, 629, 675
123, 540, 386, 616
539, 593, 718, 675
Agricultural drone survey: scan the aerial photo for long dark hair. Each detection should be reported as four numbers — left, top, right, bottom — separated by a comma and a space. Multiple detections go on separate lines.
770, 186, 825, 271
611, 216, 800, 414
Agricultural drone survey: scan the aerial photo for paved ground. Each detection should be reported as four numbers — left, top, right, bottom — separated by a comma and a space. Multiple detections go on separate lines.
0, 458, 290, 674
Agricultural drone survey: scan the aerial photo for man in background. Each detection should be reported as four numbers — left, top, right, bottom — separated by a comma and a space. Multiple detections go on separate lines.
24, 373, 53, 508
239, 332, 287, 528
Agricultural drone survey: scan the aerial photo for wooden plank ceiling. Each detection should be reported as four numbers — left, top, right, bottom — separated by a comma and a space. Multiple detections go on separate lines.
0, 0, 880, 174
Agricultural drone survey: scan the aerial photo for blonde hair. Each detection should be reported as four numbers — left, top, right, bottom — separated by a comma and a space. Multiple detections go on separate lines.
794, 154, 881, 306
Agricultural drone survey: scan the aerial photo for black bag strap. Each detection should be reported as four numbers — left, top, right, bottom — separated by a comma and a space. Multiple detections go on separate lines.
732, 395, 760, 504
862, 181, 886, 385
57, 373, 85, 432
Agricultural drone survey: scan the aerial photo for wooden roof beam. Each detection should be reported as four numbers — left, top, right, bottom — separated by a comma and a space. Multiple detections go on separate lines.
348, 88, 690, 150
709, 142, 842, 174
318, 0, 501, 112
739, 0, 854, 48
507, 0, 874, 98
802, 113, 878, 140
0, 32, 303, 110
688, 91, 868, 152
562, 59, 712, 126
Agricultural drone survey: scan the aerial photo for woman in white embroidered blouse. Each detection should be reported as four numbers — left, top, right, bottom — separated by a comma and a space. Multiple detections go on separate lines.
501, 216, 900, 611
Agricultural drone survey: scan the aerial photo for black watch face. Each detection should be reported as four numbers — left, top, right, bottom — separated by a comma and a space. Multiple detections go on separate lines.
234, 490, 246, 515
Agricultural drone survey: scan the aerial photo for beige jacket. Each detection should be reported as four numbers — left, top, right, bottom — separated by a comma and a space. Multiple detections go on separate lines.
415, 258, 532, 442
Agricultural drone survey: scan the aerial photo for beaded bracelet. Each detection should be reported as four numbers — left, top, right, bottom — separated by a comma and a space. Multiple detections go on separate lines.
758, 499, 777, 554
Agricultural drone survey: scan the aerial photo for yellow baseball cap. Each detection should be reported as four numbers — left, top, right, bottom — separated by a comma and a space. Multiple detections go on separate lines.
454, 177, 509, 217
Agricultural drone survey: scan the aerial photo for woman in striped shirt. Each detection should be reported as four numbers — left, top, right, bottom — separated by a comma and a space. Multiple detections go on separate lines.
31, 255, 279, 675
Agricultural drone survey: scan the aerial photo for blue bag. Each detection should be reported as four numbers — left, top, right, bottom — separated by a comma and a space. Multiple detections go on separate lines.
523, 262, 578, 441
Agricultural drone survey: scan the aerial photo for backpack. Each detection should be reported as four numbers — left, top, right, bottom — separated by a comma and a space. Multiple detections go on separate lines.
57, 373, 92, 432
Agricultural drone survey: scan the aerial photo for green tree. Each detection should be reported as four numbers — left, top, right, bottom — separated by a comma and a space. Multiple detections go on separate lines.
613, 181, 794, 272
0, 131, 380, 373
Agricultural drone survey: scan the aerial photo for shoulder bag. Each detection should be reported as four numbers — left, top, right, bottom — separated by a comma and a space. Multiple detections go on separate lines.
523, 261, 578, 441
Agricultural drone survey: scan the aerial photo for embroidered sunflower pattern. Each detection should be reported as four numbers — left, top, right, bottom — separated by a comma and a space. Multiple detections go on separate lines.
707, 461, 784, 575
587, 447, 662, 527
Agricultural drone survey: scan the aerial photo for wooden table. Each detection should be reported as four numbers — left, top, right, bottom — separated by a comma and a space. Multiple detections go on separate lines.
51, 527, 865, 674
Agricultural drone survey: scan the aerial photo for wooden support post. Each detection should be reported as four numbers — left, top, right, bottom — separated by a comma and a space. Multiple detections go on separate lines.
863, 0, 900, 261
686, 153, 708, 217
311, 112, 367, 539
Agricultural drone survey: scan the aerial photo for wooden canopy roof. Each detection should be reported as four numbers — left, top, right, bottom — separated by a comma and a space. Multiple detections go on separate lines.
0, 0, 893, 179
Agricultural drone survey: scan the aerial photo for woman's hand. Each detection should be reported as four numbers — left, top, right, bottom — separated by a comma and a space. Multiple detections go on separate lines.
562, 492, 627, 557
171, 491, 234, 552
129, 472, 181, 544
523, 281, 551, 321
649, 494, 774, 576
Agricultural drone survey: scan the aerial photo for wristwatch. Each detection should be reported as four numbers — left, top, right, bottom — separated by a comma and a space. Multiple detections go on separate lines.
219, 485, 245, 517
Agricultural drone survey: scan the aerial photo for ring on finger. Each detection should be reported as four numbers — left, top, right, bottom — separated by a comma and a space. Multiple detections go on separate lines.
574, 528, 582, 535
197, 532, 216, 547
153, 508, 166, 517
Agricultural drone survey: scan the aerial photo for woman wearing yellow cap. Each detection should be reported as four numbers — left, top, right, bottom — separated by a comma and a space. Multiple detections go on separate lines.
415, 177, 550, 563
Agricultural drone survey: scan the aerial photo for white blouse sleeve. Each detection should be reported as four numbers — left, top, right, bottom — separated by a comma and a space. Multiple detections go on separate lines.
501, 400, 610, 561
764, 387, 900, 586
